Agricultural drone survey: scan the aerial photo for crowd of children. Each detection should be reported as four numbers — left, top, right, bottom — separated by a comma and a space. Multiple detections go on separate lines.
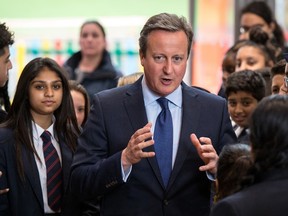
1, 1, 288, 216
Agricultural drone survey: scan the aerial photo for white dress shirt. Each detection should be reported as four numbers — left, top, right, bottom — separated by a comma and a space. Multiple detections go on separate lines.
142, 76, 182, 166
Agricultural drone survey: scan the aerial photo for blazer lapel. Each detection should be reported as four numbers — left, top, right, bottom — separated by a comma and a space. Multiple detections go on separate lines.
124, 78, 164, 187
59, 139, 73, 193
22, 147, 44, 210
167, 84, 202, 189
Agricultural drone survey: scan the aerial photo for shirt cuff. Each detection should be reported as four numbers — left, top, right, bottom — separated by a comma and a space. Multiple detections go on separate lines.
206, 171, 216, 181
121, 162, 132, 182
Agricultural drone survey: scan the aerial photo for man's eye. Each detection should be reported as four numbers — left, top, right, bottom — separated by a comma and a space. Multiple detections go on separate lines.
173, 56, 183, 63
154, 56, 165, 62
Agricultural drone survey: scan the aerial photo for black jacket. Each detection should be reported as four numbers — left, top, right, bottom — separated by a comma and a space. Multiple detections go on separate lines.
63, 50, 122, 100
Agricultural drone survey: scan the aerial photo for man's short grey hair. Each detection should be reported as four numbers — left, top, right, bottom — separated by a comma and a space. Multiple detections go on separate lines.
139, 13, 193, 58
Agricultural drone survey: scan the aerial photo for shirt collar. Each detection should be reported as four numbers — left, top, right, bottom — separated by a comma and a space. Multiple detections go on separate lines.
142, 74, 182, 108
32, 116, 56, 141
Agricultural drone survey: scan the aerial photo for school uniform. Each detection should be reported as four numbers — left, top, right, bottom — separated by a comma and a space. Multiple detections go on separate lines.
0, 122, 80, 216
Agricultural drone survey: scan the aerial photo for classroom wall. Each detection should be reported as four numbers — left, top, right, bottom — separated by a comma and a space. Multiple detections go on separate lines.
0, 0, 189, 98
0, 0, 189, 18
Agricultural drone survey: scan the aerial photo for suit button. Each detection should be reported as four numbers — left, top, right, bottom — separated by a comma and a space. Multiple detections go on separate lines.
163, 200, 168, 205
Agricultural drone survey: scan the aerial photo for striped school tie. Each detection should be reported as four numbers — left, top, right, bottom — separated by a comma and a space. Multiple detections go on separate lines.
41, 130, 62, 212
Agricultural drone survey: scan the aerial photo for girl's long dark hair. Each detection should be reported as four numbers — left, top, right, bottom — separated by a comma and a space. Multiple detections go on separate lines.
1, 57, 80, 180
242, 95, 288, 188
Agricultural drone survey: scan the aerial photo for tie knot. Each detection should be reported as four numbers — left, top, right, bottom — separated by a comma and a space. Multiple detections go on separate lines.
157, 97, 169, 110
41, 130, 51, 141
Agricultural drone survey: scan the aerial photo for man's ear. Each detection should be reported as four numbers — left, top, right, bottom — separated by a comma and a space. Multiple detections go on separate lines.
139, 50, 145, 66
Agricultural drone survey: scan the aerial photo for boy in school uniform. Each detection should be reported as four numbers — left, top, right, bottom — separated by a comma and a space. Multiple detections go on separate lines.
225, 70, 266, 144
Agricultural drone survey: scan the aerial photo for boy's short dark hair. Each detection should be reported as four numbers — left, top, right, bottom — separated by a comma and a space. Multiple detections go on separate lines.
225, 70, 266, 101
0, 22, 14, 56
271, 59, 286, 77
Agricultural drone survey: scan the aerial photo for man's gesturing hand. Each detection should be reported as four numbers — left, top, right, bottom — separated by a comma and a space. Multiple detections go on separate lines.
191, 133, 218, 174
121, 123, 155, 170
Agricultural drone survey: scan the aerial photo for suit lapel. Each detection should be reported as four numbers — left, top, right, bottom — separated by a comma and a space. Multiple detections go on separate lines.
167, 84, 202, 189
123, 78, 164, 187
22, 147, 44, 209
123, 79, 147, 132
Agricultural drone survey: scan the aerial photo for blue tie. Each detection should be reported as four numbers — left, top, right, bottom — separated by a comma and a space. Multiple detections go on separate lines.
154, 97, 173, 187
41, 130, 62, 212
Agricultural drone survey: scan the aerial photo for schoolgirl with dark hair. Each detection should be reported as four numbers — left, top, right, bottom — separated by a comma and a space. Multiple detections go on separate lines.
0, 57, 81, 215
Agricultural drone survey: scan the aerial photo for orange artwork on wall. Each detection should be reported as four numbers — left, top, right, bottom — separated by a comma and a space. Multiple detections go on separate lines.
191, 0, 234, 94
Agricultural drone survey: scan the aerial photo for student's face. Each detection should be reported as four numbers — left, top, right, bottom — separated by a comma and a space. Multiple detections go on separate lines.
0, 47, 12, 87
227, 91, 258, 128
271, 74, 284, 95
29, 68, 63, 121
235, 46, 266, 72
222, 71, 231, 87
70, 90, 86, 126
79, 23, 106, 57
140, 30, 188, 97
239, 13, 273, 40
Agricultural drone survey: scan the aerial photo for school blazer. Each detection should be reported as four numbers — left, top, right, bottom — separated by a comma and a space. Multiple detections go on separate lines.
210, 168, 288, 216
71, 77, 237, 216
0, 128, 79, 216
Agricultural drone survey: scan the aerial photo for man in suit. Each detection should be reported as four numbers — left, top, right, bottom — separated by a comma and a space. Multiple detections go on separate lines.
0, 22, 14, 123
71, 13, 236, 216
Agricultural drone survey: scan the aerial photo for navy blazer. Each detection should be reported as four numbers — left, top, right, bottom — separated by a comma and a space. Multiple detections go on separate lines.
210, 169, 288, 216
71, 78, 236, 216
0, 127, 81, 216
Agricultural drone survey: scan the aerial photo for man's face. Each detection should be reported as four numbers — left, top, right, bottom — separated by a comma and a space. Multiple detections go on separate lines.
0, 46, 12, 87
140, 30, 188, 97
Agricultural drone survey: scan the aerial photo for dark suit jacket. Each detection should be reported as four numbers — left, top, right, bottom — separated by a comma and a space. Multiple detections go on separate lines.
0, 127, 81, 216
210, 168, 288, 216
71, 78, 236, 216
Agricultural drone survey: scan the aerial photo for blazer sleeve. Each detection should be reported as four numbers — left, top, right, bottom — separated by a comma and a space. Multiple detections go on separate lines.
70, 93, 124, 199
0, 130, 12, 215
